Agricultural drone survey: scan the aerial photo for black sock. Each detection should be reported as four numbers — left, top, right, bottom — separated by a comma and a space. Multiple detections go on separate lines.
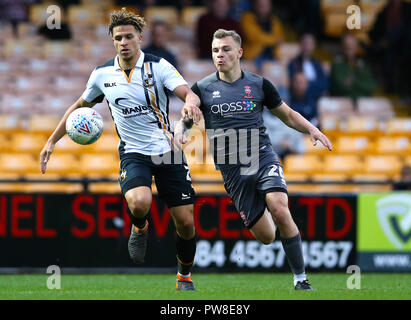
281, 233, 305, 275
176, 233, 196, 275
126, 205, 148, 229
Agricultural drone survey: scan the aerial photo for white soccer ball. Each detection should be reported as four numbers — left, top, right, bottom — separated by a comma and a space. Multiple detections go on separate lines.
66, 108, 103, 145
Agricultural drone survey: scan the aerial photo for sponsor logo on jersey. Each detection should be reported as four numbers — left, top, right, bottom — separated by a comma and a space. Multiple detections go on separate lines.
210, 100, 257, 116
212, 90, 221, 98
115, 97, 155, 116
104, 82, 117, 87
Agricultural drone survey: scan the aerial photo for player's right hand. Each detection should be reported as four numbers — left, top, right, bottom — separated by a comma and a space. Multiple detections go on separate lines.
40, 141, 55, 174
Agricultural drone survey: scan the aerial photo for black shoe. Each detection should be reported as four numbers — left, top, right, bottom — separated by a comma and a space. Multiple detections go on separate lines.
128, 223, 148, 264
295, 279, 314, 290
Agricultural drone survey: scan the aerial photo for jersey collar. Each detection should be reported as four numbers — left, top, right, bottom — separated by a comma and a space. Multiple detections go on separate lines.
114, 50, 145, 70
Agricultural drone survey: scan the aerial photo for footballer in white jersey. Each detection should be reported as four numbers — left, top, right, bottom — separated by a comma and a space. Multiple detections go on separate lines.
39, 8, 202, 291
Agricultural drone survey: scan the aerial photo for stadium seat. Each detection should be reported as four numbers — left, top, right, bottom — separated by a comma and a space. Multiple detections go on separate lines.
363, 155, 403, 176
357, 97, 394, 118
14, 75, 54, 94
43, 154, 80, 176
182, 59, 216, 85
28, 115, 60, 135
0, 134, 10, 153
53, 75, 89, 95
261, 61, 289, 88
180, 6, 207, 28
0, 153, 38, 175
0, 115, 22, 134
304, 136, 334, 155
79, 153, 119, 177
144, 6, 179, 27
283, 154, 323, 175
352, 173, 392, 182
283, 172, 309, 182
68, 5, 105, 26
321, 0, 353, 13
90, 134, 120, 153
323, 12, 348, 37
318, 97, 355, 118
4, 39, 41, 58
319, 115, 341, 139
385, 118, 411, 137
344, 116, 383, 137
10, 133, 47, 154
54, 135, 91, 154
277, 43, 300, 63
41, 94, 79, 114
29, 4, 52, 25
375, 136, 411, 155
88, 182, 121, 193
311, 173, 349, 182
334, 136, 375, 155
322, 155, 363, 176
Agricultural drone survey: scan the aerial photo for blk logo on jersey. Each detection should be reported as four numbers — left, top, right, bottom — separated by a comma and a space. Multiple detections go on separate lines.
104, 82, 116, 87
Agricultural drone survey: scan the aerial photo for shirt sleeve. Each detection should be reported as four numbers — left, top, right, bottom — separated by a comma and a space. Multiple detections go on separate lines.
262, 78, 282, 109
158, 58, 188, 92
191, 82, 203, 111
81, 68, 105, 103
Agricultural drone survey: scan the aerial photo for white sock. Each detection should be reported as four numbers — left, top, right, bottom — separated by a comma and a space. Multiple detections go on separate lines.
293, 273, 307, 286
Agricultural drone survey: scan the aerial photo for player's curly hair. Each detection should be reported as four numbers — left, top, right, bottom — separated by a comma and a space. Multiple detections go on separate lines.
109, 7, 146, 35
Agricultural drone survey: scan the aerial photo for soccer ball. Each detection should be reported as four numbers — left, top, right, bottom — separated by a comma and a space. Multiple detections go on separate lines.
66, 108, 103, 145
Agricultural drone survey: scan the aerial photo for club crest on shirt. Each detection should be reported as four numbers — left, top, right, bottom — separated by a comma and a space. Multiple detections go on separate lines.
143, 73, 155, 87
243, 85, 253, 98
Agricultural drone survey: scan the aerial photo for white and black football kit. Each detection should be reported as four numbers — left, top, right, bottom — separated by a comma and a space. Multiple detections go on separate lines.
82, 51, 194, 207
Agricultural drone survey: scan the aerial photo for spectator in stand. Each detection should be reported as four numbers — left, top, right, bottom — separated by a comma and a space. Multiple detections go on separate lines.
240, 0, 284, 70
288, 33, 328, 102
289, 72, 319, 127
330, 33, 377, 101
392, 165, 411, 190
143, 20, 179, 70
196, 0, 243, 59
263, 109, 306, 162
368, 0, 411, 99
0, 0, 35, 37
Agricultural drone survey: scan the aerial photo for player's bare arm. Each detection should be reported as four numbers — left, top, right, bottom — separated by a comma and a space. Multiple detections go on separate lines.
172, 85, 202, 151
270, 102, 332, 151
173, 84, 201, 124
39, 97, 96, 174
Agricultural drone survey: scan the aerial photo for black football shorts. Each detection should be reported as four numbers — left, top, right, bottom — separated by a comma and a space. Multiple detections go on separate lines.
118, 151, 195, 208
220, 148, 287, 229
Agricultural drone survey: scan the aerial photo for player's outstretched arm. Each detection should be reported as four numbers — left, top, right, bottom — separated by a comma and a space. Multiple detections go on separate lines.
173, 84, 202, 125
40, 97, 96, 174
270, 102, 332, 151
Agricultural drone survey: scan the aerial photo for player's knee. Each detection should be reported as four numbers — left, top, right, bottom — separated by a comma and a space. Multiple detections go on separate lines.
175, 216, 195, 239
272, 206, 291, 228
128, 196, 151, 217
258, 233, 275, 245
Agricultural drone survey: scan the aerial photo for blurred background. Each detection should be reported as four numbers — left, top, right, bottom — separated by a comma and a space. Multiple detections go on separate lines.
0, 0, 410, 273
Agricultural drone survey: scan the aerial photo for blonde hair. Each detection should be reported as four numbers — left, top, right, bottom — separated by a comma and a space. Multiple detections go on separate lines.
109, 8, 146, 35
213, 29, 242, 47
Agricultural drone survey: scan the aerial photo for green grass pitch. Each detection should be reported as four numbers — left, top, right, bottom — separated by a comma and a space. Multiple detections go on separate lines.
0, 273, 410, 300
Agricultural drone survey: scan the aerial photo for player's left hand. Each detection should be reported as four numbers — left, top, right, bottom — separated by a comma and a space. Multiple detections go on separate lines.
310, 128, 333, 151
181, 103, 202, 125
